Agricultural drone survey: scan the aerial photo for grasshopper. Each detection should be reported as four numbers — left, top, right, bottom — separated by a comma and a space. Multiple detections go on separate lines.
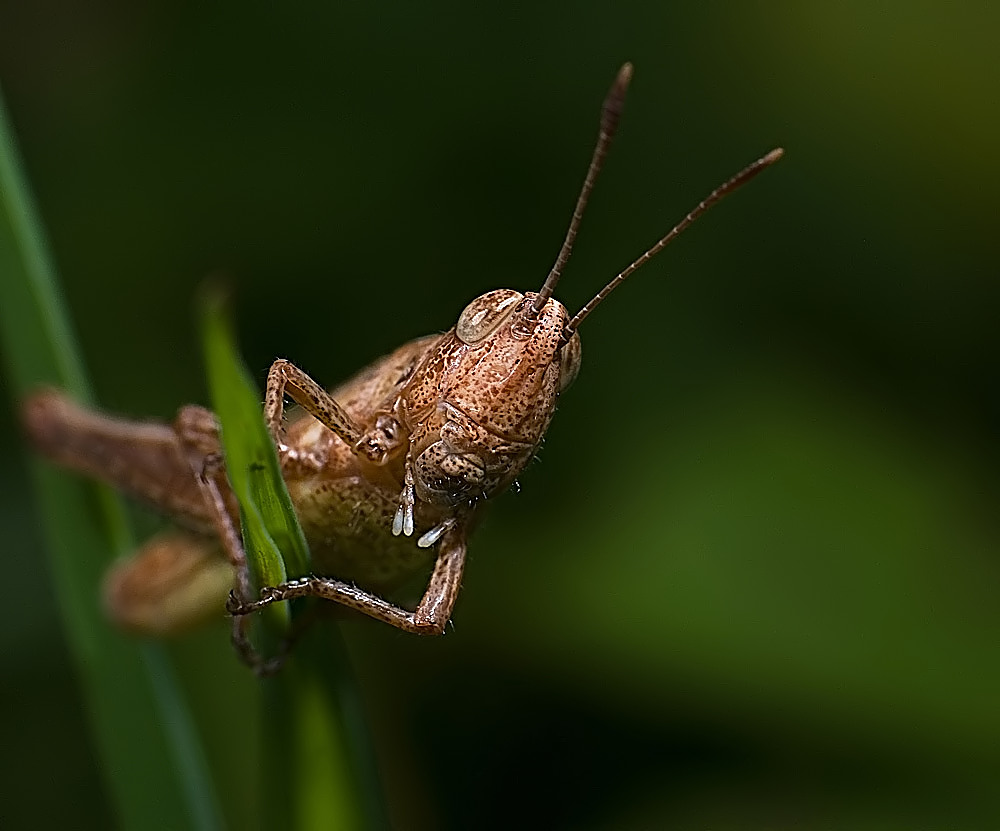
22, 64, 781, 671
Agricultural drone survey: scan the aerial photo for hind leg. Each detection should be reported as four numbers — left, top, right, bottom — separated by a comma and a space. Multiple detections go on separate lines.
23, 390, 245, 634
103, 532, 234, 635
172, 404, 251, 602
21, 389, 232, 533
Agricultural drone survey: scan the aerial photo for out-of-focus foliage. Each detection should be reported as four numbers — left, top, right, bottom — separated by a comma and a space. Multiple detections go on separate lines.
0, 2, 996, 828
0, 78, 225, 831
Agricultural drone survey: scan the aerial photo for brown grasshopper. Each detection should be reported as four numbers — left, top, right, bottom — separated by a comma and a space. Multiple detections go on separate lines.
22, 64, 782, 670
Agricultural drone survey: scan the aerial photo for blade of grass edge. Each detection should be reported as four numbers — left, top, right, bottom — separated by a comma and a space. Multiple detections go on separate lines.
199, 294, 385, 830
0, 89, 226, 828
200, 290, 296, 625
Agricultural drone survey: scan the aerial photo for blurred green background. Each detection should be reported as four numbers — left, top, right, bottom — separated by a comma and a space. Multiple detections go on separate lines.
1, 2, 998, 828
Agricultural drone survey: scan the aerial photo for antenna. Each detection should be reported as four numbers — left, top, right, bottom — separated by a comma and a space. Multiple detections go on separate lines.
563, 147, 784, 338
529, 63, 633, 317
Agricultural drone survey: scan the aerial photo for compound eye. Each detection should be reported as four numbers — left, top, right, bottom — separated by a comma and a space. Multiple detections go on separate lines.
456, 289, 523, 345
559, 330, 582, 391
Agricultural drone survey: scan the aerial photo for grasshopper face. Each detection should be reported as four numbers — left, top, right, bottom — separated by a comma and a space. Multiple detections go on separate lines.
404, 289, 582, 510
454, 289, 583, 400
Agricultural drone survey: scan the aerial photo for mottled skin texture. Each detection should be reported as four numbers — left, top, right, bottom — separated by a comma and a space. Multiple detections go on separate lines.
21, 292, 580, 636
382, 292, 579, 510
276, 290, 578, 583
279, 335, 451, 586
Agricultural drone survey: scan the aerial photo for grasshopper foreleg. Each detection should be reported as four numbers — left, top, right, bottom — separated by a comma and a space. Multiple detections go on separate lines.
227, 524, 468, 637
265, 358, 364, 449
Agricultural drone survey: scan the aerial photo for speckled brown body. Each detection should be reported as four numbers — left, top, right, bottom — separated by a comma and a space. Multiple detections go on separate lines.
278, 335, 455, 588
277, 289, 580, 564
21, 289, 581, 637
374, 292, 576, 508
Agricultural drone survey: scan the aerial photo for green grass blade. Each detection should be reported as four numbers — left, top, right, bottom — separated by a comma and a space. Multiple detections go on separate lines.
263, 629, 374, 831
200, 288, 309, 595
0, 88, 226, 829
199, 293, 384, 830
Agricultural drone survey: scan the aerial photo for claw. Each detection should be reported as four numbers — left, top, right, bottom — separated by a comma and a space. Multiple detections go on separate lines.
226, 591, 251, 616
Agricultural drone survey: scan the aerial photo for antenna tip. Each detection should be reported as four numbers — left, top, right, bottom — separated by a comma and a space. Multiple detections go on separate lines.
762, 147, 785, 165
602, 63, 634, 131
616, 62, 634, 89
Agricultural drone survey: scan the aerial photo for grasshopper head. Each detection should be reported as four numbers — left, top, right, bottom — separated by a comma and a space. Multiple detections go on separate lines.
456, 289, 582, 386
403, 287, 580, 515
446, 288, 581, 445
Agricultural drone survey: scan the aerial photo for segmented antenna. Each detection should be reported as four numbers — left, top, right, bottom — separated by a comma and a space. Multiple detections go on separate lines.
529, 63, 633, 317
563, 147, 784, 338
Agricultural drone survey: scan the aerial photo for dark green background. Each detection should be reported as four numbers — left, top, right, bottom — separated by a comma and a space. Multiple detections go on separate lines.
2, 2, 998, 828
